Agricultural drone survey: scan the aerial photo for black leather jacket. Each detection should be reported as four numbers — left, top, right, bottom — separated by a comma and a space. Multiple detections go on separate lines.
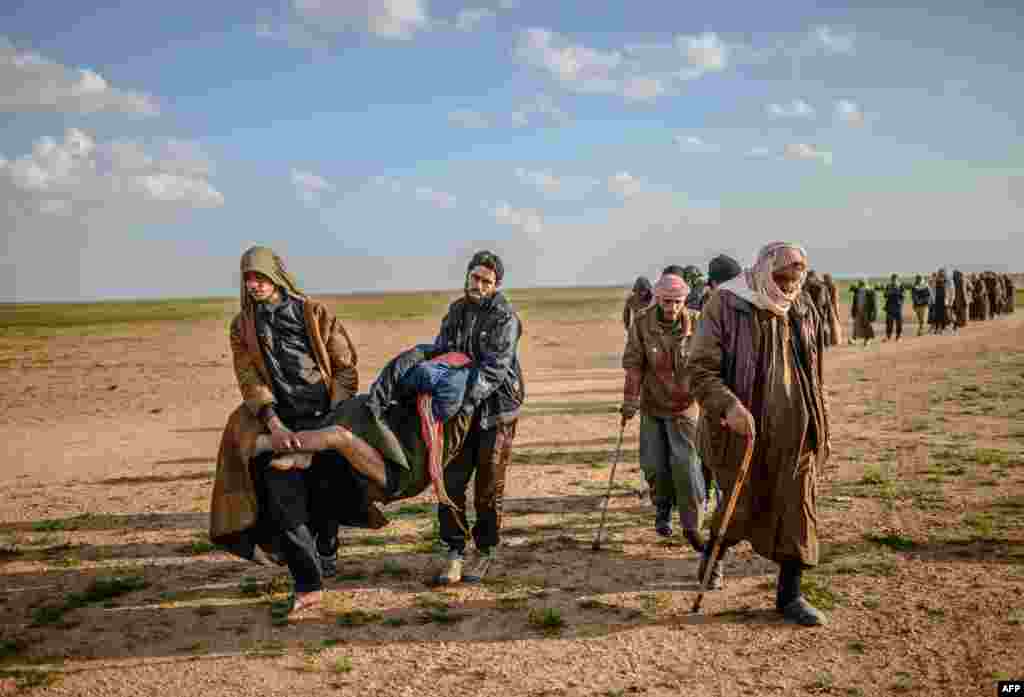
433, 292, 524, 429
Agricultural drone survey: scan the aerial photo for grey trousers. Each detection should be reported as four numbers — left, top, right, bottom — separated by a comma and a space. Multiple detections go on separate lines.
639, 413, 715, 531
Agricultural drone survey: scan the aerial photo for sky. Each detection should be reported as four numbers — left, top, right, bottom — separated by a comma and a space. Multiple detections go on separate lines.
1, 0, 1022, 302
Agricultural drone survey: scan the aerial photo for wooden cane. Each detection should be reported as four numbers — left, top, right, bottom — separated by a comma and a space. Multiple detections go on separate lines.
591, 420, 627, 551
691, 430, 755, 613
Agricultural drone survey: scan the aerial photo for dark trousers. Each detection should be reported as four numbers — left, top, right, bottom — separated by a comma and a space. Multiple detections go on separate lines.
438, 419, 517, 553
885, 313, 902, 340
251, 453, 343, 593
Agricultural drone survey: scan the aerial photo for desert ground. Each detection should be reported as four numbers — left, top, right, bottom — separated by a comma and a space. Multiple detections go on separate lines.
1, 285, 1022, 696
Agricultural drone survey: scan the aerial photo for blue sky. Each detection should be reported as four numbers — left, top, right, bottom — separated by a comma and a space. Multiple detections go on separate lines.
1, 1, 1021, 301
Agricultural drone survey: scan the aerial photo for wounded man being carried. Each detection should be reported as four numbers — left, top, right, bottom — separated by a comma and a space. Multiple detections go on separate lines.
210, 344, 478, 565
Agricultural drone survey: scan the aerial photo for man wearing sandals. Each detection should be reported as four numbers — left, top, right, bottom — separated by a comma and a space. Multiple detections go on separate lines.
686, 242, 832, 626
223, 245, 359, 618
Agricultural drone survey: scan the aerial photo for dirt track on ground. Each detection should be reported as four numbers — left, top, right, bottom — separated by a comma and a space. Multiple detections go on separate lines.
1, 302, 1022, 696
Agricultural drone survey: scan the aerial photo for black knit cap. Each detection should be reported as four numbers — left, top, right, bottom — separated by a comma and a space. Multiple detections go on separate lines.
708, 254, 742, 285
468, 250, 504, 283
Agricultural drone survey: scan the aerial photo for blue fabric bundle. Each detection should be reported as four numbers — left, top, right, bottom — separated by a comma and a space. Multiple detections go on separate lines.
398, 360, 472, 423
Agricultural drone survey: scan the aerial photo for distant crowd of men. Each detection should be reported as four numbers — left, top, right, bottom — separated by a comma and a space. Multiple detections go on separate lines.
804, 270, 1017, 346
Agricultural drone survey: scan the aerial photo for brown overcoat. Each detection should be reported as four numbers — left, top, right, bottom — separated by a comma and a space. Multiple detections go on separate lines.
687, 290, 830, 565
622, 306, 697, 418
210, 300, 359, 543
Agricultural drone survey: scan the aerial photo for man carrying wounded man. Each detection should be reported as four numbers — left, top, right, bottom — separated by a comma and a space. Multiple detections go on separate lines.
209, 246, 513, 619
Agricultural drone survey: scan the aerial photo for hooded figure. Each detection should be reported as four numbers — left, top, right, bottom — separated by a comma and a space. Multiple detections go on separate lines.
687, 241, 831, 626
803, 270, 834, 346
821, 273, 843, 346
624, 276, 655, 330
952, 269, 970, 330
850, 279, 877, 345
212, 245, 362, 619
931, 268, 953, 333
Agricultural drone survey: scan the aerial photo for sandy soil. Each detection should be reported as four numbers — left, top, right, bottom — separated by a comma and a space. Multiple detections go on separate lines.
1, 302, 1022, 696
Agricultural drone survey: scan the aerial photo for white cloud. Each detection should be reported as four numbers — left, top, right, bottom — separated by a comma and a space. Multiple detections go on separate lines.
515, 167, 561, 195
1, 129, 224, 216
783, 143, 833, 165
414, 186, 457, 209
608, 171, 644, 199
491, 201, 542, 234
455, 8, 496, 32
448, 109, 491, 129
290, 0, 430, 40
0, 38, 158, 115
516, 28, 736, 102
813, 26, 855, 54
835, 99, 865, 126
291, 168, 333, 205
679, 32, 729, 72
767, 99, 815, 118
515, 28, 622, 91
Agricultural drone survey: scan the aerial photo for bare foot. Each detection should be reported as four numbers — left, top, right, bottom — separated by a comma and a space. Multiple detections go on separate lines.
287, 590, 323, 620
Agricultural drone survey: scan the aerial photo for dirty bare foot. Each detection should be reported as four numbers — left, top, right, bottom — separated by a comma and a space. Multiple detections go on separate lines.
287, 590, 323, 620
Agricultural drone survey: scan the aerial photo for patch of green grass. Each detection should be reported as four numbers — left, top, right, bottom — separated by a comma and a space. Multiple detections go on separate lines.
971, 448, 1011, 466
245, 640, 286, 658
377, 560, 411, 579
336, 569, 367, 581
382, 616, 407, 627
178, 535, 216, 556
30, 572, 148, 626
0, 668, 61, 690
336, 609, 382, 627
865, 531, 916, 551
0, 297, 234, 337
238, 577, 263, 597
1007, 609, 1023, 626
892, 672, 914, 693
963, 512, 997, 540
0, 638, 28, 661
801, 575, 839, 611
527, 607, 565, 634
420, 607, 463, 625
330, 656, 353, 674
496, 593, 529, 611
807, 671, 834, 692
846, 640, 866, 655
356, 535, 393, 547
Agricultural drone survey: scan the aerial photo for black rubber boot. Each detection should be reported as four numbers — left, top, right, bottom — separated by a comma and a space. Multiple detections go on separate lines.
654, 498, 673, 537
777, 560, 827, 626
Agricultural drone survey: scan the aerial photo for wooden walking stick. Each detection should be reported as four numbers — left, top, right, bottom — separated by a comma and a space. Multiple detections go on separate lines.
692, 431, 755, 613
591, 419, 627, 552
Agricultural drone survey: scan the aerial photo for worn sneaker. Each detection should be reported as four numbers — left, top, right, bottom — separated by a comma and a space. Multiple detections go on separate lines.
463, 548, 496, 584
433, 549, 464, 586
779, 596, 828, 626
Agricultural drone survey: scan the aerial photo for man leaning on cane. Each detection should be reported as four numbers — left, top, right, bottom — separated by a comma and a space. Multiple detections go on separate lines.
686, 242, 832, 626
621, 271, 713, 553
